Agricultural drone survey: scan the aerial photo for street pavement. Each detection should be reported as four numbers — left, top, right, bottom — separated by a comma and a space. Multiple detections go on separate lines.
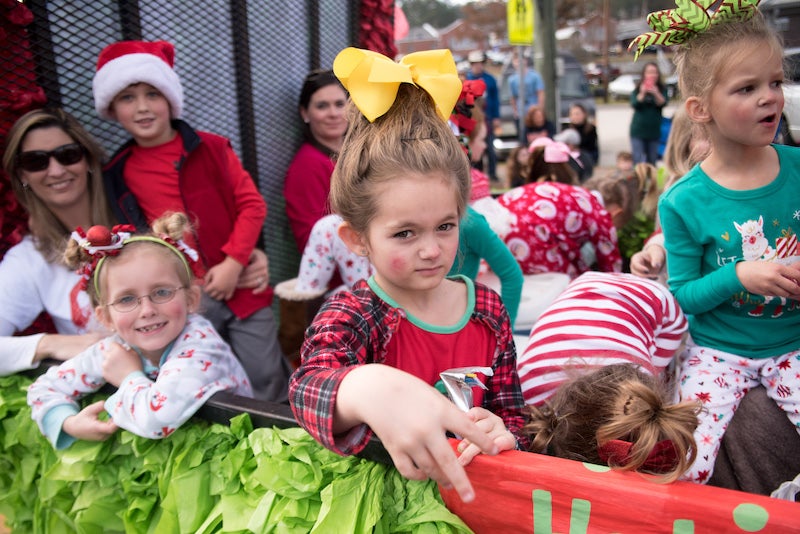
595, 101, 677, 170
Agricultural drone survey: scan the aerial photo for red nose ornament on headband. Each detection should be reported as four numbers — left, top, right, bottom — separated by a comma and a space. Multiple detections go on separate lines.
85, 225, 113, 247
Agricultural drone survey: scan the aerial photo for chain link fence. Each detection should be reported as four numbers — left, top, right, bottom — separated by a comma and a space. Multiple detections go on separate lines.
2, 0, 358, 284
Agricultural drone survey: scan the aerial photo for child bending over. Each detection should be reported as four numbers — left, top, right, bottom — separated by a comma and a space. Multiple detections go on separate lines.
28, 213, 251, 449
289, 48, 527, 503
525, 363, 700, 482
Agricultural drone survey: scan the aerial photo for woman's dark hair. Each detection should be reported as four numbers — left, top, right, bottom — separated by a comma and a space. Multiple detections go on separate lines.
298, 69, 343, 109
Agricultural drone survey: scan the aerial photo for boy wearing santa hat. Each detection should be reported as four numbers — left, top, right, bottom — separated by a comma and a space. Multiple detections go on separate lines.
93, 40, 291, 402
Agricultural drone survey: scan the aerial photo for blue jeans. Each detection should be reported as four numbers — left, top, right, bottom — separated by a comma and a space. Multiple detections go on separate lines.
631, 137, 660, 165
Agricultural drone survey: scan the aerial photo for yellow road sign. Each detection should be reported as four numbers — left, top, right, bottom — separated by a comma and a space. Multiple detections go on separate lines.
507, 0, 535, 45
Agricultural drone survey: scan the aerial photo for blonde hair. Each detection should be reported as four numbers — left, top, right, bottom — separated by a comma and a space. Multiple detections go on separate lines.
662, 105, 710, 190
64, 212, 195, 306
674, 11, 782, 103
584, 166, 658, 227
524, 363, 700, 483
330, 83, 471, 234
3, 108, 116, 263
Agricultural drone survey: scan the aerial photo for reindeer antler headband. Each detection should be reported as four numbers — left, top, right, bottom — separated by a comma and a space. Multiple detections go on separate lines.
628, 0, 761, 60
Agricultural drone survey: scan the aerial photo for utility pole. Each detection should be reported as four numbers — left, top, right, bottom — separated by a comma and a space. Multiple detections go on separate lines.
535, 0, 557, 129
602, 0, 610, 103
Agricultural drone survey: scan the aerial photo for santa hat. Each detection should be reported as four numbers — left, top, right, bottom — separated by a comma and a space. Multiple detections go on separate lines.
92, 40, 184, 120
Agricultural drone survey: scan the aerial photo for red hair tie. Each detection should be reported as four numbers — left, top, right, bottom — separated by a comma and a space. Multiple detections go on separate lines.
597, 439, 679, 473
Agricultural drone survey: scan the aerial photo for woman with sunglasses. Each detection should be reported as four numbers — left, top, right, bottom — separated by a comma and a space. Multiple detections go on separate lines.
0, 109, 269, 376
1, 108, 116, 375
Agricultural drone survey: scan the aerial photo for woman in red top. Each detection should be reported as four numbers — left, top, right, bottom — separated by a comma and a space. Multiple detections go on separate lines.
283, 70, 348, 252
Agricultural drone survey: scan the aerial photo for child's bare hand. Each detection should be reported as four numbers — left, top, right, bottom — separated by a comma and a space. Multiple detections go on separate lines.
62, 400, 119, 441
630, 246, 665, 279
336, 365, 500, 503
736, 260, 800, 300
101, 341, 142, 387
204, 256, 244, 300
455, 407, 517, 466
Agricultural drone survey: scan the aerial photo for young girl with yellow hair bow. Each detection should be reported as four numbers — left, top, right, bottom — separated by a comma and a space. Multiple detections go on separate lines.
289, 48, 528, 504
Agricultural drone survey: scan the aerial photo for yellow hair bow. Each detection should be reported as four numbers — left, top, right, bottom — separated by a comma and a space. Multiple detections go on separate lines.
333, 47, 462, 123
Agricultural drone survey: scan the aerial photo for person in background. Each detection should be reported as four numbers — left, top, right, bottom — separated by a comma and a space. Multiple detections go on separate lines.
93, 40, 288, 402
466, 50, 500, 182
629, 106, 709, 282
616, 151, 634, 172
629, 61, 668, 165
28, 213, 251, 449
290, 48, 527, 505
525, 137, 579, 185
453, 102, 523, 326
509, 56, 545, 122
553, 127, 594, 182
284, 69, 348, 252
506, 145, 529, 188
567, 103, 599, 165
524, 105, 556, 143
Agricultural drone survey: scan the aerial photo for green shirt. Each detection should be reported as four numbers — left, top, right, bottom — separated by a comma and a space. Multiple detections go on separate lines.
629, 86, 667, 141
449, 207, 523, 326
659, 144, 800, 358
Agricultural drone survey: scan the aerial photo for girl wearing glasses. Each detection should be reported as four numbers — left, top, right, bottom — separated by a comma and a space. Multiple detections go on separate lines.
1, 108, 268, 377
28, 212, 251, 449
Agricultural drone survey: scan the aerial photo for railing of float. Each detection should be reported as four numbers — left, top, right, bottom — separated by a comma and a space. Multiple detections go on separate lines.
3, 367, 797, 533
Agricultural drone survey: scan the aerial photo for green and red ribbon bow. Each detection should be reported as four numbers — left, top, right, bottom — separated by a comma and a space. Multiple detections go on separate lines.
628, 0, 761, 60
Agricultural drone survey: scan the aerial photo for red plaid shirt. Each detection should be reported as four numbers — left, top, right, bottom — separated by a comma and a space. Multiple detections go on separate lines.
289, 276, 528, 456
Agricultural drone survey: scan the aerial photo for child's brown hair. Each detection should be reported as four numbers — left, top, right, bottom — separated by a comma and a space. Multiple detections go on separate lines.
524, 363, 700, 482
526, 146, 578, 185
330, 83, 471, 234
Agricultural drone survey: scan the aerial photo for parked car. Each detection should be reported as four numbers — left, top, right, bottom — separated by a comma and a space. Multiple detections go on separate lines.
778, 47, 800, 146
608, 74, 639, 101
493, 51, 595, 160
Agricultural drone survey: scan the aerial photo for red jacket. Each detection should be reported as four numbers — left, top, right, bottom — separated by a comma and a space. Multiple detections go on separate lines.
103, 120, 271, 318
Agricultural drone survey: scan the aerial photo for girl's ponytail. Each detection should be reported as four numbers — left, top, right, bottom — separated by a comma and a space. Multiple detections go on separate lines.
597, 379, 700, 482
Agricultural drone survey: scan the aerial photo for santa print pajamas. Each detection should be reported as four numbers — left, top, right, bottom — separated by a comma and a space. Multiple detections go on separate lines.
678, 343, 800, 483
295, 214, 372, 293
496, 182, 622, 278
28, 314, 252, 449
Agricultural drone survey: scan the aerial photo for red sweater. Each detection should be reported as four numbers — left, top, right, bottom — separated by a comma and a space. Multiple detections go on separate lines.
104, 120, 271, 319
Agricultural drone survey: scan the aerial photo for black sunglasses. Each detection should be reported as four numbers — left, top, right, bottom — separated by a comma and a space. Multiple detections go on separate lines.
17, 143, 85, 172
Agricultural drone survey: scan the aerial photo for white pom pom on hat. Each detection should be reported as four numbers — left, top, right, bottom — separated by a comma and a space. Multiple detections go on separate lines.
92, 40, 184, 120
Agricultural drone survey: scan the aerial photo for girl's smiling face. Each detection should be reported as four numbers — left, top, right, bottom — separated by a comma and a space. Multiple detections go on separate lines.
96, 246, 199, 363
356, 172, 461, 303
